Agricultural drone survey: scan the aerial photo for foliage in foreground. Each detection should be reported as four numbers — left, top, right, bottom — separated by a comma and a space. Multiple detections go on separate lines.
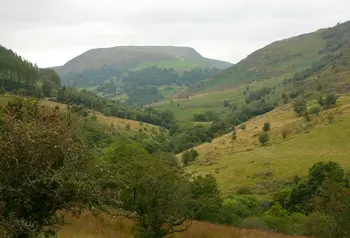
0, 99, 108, 237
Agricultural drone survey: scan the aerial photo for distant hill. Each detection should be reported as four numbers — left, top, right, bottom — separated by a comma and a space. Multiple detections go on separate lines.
52, 46, 232, 106
191, 21, 350, 93
53, 46, 232, 86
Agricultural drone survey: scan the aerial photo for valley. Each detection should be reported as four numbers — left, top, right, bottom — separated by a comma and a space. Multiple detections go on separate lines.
0, 19, 350, 238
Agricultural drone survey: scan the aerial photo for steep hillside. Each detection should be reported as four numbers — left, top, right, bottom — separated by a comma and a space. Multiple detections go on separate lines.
185, 95, 350, 196
155, 21, 350, 122
191, 21, 350, 93
0, 45, 60, 97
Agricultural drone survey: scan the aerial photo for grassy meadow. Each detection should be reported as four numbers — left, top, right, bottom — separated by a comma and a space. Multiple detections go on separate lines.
184, 95, 350, 196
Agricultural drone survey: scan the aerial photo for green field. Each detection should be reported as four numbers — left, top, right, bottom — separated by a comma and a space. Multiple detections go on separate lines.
185, 95, 350, 196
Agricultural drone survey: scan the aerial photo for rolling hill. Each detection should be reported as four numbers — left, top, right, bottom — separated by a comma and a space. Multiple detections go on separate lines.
53, 46, 232, 86
52, 46, 232, 106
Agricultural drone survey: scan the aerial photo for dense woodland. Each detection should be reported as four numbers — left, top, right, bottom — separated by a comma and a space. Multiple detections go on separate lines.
93, 66, 220, 106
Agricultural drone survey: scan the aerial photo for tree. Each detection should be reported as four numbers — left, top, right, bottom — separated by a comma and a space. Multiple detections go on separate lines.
182, 149, 199, 166
305, 181, 350, 238
232, 126, 237, 140
0, 99, 103, 237
264, 202, 288, 217
293, 98, 307, 116
263, 121, 271, 132
42, 80, 53, 97
286, 162, 347, 213
119, 158, 191, 238
188, 175, 222, 222
324, 93, 337, 108
259, 132, 270, 145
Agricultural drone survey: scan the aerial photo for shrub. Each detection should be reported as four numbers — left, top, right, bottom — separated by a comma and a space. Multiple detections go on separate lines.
324, 93, 337, 108
281, 128, 287, 139
181, 149, 199, 166
264, 202, 288, 217
0, 99, 104, 237
126, 123, 131, 130
309, 105, 321, 115
236, 186, 253, 195
293, 98, 307, 116
239, 124, 246, 130
327, 113, 334, 123
259, 132, 270, 145
263, 121, 271, 132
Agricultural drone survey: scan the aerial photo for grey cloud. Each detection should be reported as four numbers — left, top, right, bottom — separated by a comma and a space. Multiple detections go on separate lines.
0, 0, 349, 67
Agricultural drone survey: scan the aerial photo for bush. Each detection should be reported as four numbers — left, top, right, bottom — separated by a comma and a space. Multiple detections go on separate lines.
281, 128, 287, 139
259, 132, 270, 145
239, 124, 246, 130
263, 121, 271, 132
0, 100, 104, 237
181, 149, 199, 166
264, 202, 288, 217
304, 212, 337, 238
236, 186, 253, 195
293, 98, 307, 116
324, 93, 337, 108
309, 105, 321, 115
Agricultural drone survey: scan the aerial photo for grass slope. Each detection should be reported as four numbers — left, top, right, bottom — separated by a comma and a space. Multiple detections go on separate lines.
39, 99, 158, 132
58, 212, 308, 238
185, 95, 350, 196
192, 29, 326, 93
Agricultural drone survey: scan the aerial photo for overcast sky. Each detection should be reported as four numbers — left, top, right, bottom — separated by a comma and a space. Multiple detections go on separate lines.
1, 0, 349, 67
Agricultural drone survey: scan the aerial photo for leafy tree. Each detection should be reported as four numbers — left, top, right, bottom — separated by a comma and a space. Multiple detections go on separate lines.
264, 202, 288, 217
42, 80, 53, 97
324, 93, 337, 108
263, 121, 271, 132
286, 162, 347, 213
259, 132, 270, 145
305, 181, 350, 238
188, 175, 222, 222
119, 158, 191, 238
293, 98, 307, 116
182, 149, 199, 166
0, 99, 103, 237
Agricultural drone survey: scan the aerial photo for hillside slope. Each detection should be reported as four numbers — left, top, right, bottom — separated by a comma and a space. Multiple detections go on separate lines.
155, 21, 350, 122
191, 21, 350, 93
0, 45, 60, 96
185, 95, 350, 196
